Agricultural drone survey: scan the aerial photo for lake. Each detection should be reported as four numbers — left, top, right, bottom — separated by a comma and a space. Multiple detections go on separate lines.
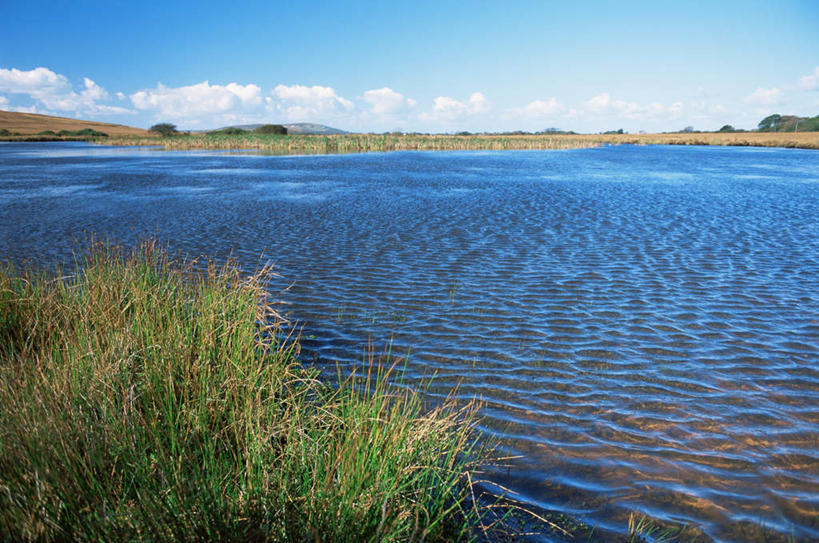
1, 142, 817, 541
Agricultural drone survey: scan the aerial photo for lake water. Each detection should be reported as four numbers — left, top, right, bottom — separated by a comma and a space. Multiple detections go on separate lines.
1, 142, 817, 541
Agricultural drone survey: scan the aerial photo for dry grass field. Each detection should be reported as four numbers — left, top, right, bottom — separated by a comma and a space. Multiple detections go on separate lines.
0, 110, 149, 137
582, 131, 819, 149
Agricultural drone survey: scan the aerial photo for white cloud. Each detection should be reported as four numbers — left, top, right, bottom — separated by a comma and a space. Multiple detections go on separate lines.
9, 104, 41, 114
744, 87, 783, 106
584, 93, 664, 118
0, 66, 131, 115
362, 87, 415, 115
469, 92, 491, 113
0, 67, 68, 95
668, 101, 684, 118
585, 92, 612, 112
428, 92, 490, 120
0, 95, 8, 109
0, 66, 72, 110
266, 84, 353, 121
81, 78, 106, 101
431, 96, 464, 117
131, 80, 262, 121
522, 98, 563, 117
799, 67, 819, 91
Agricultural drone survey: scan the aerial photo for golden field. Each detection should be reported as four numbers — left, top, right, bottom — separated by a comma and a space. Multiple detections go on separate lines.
0, 110, 149, 137
585, 131, 819, 149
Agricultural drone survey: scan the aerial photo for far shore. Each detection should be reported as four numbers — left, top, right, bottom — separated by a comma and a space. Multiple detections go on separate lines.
88, 131, 819, 153
2, 109, 817, 151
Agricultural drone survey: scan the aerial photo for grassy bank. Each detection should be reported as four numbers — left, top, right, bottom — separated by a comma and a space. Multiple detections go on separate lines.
0, 128, 110, 142
0, 241, 498, 542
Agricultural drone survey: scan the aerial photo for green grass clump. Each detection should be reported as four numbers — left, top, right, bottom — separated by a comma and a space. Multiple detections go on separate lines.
0, 240, 492, 542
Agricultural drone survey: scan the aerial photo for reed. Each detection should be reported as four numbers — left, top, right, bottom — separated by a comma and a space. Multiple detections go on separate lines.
101, 133, 602, 153
99, 130, 819, 154
0, 240, 500, 542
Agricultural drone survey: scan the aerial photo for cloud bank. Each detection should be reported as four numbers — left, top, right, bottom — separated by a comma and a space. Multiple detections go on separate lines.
0, 67, 131, 115
266, 84, 353, 121
130, 81, 262, 124
363, 87, 416, 115
2, 64, 814, 132
745, 87, 783, 106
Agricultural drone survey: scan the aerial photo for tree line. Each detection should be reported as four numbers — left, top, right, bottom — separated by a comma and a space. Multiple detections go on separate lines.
149, 123, 287, 136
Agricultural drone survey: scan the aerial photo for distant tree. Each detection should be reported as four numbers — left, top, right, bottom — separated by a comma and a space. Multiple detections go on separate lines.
149, 123, 179, 136
73, 128, 108, 137
0, 129, 11, 136
798, 115, 819, 131
682, 126, 695, 133
209, 127, 247, 135
718, 124, 736, 132
757, 114, 781, 132
253, 124, 287, 135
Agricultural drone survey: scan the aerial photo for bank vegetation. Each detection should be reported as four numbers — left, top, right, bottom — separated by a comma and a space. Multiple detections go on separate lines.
97, 131, 819, 153
0, 241, 508, 542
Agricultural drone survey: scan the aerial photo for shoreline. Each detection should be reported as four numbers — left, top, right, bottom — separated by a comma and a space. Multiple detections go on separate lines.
0, 241, 506, 541
95, 131, 819, 152
0, 239, 718, 542
3, 131, 817, 151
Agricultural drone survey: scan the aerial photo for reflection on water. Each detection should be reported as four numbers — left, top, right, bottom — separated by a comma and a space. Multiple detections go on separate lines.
1, 142, 817, 541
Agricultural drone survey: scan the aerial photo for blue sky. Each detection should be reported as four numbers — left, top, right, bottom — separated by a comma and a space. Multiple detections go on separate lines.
1, 0, 817, 132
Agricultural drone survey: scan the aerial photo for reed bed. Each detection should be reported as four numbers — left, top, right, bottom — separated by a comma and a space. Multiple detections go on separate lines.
101, 133, 601, 153
99, 131, 819, 154
0, 241, 503, 542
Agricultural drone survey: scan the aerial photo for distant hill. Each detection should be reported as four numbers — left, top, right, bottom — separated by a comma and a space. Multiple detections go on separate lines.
0, 110, 149, 136
214, 122, 348, 135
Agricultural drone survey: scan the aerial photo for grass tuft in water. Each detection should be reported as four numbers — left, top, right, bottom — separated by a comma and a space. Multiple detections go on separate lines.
0, 240, 496, 542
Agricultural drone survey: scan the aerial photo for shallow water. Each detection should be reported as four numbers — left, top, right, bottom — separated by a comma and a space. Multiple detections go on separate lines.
1, 142, 817, 541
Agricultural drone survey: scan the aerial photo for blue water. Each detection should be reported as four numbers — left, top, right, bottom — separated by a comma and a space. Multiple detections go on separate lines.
1, 142, 817, 541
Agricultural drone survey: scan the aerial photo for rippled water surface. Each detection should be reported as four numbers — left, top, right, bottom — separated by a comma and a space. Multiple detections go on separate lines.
1, 142, 817, 541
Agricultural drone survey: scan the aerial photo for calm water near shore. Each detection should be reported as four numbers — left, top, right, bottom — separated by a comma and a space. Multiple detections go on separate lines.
1, 142, 817, 541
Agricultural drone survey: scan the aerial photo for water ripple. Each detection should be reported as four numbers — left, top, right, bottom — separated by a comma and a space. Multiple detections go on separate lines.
1, 143, 817, 542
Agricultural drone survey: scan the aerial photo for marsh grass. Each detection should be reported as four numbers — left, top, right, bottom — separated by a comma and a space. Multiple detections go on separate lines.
98, 131, 819, 154
100, 133, 602, 153
0, 240, 500, 542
